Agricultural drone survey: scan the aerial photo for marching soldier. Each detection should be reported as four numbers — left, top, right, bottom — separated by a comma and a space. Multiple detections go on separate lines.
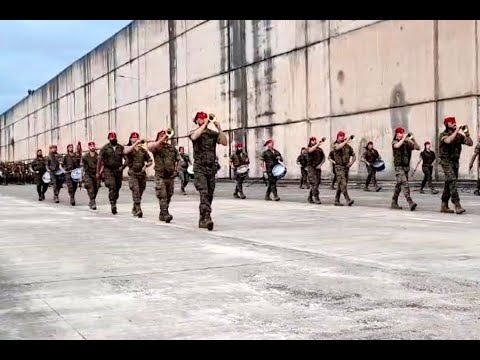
361, 141, 382, 192
82, 141, 100, 210
439, 117, 473, 214
189, 111, 228, 230
260, 139, 284, 202
46, 145, 63, 203
63, 144, 82, 206
391, 128, 419, 211
230, 142, 249, 199
148, 129, 180, 223
30, 149, 48, 201
332, 131, 356, 206
296, 147, 309, 189
178, 146, 192, 194
469, 134, 480, 196
413, 141, 439, 194
97, 132, 125, 215
123, 132, 153, 218
306, 136, 326, 204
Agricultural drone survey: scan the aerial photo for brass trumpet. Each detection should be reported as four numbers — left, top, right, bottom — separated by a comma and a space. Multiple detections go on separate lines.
208, 113, 217, 122
165, 127, 175, 139
407, 132, 414, 140
461, 125, 470, 137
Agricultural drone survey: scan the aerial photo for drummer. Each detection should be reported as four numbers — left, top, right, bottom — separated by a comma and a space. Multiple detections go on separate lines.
45, 145, 64, 203
63, 144, 82, 206
30, 149, 49, 201
260, 139, 283, 201
230, 142, 250, 199
361, 141, 382, 192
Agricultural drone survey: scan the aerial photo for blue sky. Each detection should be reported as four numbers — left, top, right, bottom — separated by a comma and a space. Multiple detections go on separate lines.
0, 20, 132, 114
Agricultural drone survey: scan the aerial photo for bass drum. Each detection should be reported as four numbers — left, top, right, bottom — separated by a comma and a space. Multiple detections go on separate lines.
42, 172, 51, 184
272, 164, 287, 180
236, 165, 249, 175
373, 160, 386, 172
71, 167, 83, 182
187, 165, 194, 175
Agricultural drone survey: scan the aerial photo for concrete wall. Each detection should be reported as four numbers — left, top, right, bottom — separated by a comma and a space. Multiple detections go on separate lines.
1, 20, 479, 180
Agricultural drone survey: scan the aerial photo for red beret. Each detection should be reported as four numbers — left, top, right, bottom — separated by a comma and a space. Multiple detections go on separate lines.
395, 127, 405, 134
130, 132, 139, 138
309, 136, 317, 142
107, 132, 117, 139
88, 141, 95, 146
235, 143, 243, 149
444, 117, 456, 124
337, 131, 345, 138
264, 139, 273, 146
367, 141, 373, 146
424, 141, 431, 146
194, 112, 208, 122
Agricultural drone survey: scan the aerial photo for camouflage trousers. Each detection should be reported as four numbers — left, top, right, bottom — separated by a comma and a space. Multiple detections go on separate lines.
65, 173, 78, 198
51, 174, 63, 197
300, 167, 308, 187
35, 174, 48, 196
234, 171, 247, 195
421, 165, 434, 190
307, 166, 321, 199
440, 161, 460, 204
334, 165, 351, 202
179, 169, 190, 190
84, 174, 99, 201
331, 165, 337, 188
128, 170, 147, 204
266, 172, 278, 197
155, 174, 174, 213
104, 168, 123, 203
194, 171, 216, 216
393, 167, 413, 204
365, 165, 377, 188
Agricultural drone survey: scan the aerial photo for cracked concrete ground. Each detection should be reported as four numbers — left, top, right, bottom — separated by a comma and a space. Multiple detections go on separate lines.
1, 180, 480, 339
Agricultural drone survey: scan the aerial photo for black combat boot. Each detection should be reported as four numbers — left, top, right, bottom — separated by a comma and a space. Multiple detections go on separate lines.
110, 201, 117, 214
159, 210, 167, 222
239, 191, 246, 199
419, 188, 425, 194
204, 213, 214, 231
346, 198, 354, 206
265, 191, 272, 201
70, 196, 75, 206
391, 197, 402, 210
91, 200, 97, 210
164, 209, 173, 223
334, 190, 343, 206
375, 186, 382, 192
134, 203, 143, 218
313, 196, 322, 204
233, 192, 240, 199
454, 202, 466, 214
307, 195, 314, 204
54, 195, 59, 203
440, 201, 454, 213
198, 214, 208, 229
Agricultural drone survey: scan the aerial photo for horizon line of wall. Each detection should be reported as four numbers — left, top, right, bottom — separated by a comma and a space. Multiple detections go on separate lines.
1, 20, 479, 180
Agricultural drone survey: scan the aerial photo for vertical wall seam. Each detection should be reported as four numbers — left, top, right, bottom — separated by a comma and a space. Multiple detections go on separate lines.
433, 20, 439, 181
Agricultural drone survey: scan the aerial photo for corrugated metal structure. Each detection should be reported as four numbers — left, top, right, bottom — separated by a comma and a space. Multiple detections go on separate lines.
1, 20, 479, 180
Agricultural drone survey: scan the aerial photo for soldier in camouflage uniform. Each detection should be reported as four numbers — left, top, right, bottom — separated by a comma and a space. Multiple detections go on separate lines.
306, 136, 326, 204
332, 131, 356, 206
178, 146, 191, 194
391, 127, 419, 211
230, 142, 249, 199
296, 148, 309, 189
260, 139, 284, 202
361, 141, 382, 192
439, 117, 473, 214
83, 141, 100, 210
30, 149, 48, 201
189, 111, 228, 230
46, 145, 63, 203
63, 144, 82, 206
413, 141, 438, 194
148, 130, 180, 222
0, 162, 5, 185
97, 132, 125, 214
468, 134, 480, 196
123, 132, 153, 218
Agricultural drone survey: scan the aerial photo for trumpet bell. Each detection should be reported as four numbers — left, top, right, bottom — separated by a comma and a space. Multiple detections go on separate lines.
165, 128, 175, 139
321, 137, 326, 142
349, 135, 355, 140
208, 113, 216, 122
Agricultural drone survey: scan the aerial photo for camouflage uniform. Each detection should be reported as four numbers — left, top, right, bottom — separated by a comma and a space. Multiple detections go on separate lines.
63, 153, 81, 205
362, 148, 381, 190
296, 153, 309, 189
31, 157, 48, 200
439, 130, 466, 209
99, 143, 125, 212
230, 151, 249, 198
125, 147, 151, 217
392, 139, 417, 209
474, 143, 480, 195
328, 150, 337, 189
332, 141, 354, 205
151, 143, 180, 222
82, 152, 99, 208
260, 149, 283, 201
307, 148, 325, 203
46, 153, 64, 202
419, 150, 436, 192
190, 128, 220, 228
178, 153, 191, 193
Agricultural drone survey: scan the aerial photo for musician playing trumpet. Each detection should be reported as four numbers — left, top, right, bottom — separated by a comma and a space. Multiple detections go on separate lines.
439, 117, 473, 214
332, 131, 356, 206
148, 128, 180, 223
123, 132, 153, 218
230, 142, 249, 199
306, 136, 326, 204
189, 112, 228, 231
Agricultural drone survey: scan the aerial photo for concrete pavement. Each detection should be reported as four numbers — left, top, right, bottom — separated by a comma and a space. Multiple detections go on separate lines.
1, 180, 480, 339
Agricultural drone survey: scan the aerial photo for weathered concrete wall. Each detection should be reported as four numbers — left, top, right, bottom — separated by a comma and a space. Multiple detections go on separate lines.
1, 20, 479, 180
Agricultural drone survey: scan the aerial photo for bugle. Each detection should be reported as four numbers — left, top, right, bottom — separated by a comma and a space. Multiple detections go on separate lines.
407, 132, 414, 140
208, 113, 217, 122
460, 125, 470, 137
165, 127, 175, 139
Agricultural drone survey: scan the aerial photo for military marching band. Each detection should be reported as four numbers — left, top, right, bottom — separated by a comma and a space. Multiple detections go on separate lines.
3, 113, 479, 230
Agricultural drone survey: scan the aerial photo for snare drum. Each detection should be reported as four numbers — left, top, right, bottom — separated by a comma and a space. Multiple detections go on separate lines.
373, 160, 386, 172
71, 167, 83, 182
272, 164, 287, 179
187, 165, 194, 175
236, 165, 249, 175
42, 172, 51, 184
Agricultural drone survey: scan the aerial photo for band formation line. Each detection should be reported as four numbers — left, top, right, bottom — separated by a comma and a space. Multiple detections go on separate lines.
2, 114, 480, 231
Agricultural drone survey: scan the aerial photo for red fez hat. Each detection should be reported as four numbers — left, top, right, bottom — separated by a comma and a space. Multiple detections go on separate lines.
395, 127, 405, 134
444, 117, 456, 124
107, 132, 117, 139
337, 131, 345, 138
264, 139, 273, 146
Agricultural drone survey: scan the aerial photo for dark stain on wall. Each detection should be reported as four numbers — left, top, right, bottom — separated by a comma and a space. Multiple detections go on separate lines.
389, 83, 410, 135
168, 20, 178, 147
